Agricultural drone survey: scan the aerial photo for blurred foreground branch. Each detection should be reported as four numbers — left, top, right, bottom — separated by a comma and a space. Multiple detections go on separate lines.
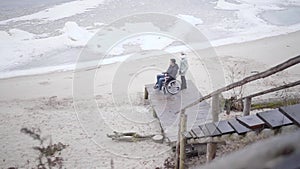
202, 131, 300, 169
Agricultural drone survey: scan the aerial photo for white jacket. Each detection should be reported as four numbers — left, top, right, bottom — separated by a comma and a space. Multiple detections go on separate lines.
179, 58, 189, 76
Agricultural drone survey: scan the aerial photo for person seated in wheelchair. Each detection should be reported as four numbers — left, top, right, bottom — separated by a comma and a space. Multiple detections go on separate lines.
154, 58, 179, 90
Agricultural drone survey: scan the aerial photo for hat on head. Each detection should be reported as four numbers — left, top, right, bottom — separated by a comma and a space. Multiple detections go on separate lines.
170, 58, 176, 63
180, 52, 186, 58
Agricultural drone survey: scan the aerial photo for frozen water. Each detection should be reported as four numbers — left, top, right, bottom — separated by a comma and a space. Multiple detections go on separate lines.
0, 0, 300, 78
260, 6, 300, 26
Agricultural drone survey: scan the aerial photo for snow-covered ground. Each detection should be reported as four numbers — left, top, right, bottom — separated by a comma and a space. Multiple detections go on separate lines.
0, 0, 300, 79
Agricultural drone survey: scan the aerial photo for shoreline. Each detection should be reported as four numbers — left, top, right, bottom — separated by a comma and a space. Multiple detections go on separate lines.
0, 26, 300, 168
0, 30, 299, 101
1, 30, 300, 81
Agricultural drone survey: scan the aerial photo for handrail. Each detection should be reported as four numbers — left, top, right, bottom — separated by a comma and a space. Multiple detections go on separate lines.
237, 80, 300, 101
179, 55, 300, 113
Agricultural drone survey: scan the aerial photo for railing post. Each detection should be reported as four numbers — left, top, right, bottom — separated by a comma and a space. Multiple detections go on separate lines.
243, 97, 251, 116
175, 110, 182, 169
179, 112, 187, 169
206, 93, 220, 163
144, 87, 149, 100
175, 110, 187, 169
211, 94, 220, 122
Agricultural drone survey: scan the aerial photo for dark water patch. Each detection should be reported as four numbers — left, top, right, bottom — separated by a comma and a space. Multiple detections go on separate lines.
0, 0, 75, 21
260, 6, 300, 26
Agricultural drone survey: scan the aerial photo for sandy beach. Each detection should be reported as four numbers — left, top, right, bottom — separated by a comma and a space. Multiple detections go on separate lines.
0, 30, 300, 168
1, 30, 299, 101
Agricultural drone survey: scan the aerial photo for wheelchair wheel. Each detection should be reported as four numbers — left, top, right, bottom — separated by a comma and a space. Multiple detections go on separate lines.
166, 80, 181, 95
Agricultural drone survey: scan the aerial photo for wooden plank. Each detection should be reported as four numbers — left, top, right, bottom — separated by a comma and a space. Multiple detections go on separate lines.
167, 135, 178, 143
228, 119, 251, 134
215, 120, 235, 134
199, 124, 210, 137
279, 104, 300, 127
191, 127, 205, 138
189, 131, 198, 139
205, 123, 222, 137
257, 109, 293, 128
145, 80, 210, 143
237, 114, 265, 130
183, 131, 193, 139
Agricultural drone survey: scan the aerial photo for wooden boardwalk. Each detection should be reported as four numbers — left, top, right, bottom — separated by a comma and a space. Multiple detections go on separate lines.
185, 104, 300, 140
145, 80, 300, 142
145, 80, 210, 143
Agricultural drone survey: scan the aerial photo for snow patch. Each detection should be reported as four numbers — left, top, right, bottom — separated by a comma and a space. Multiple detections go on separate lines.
105, 35, 174, 56
176, 14, 203, 26
0, 22, 95, 72
62, 21, 93, 45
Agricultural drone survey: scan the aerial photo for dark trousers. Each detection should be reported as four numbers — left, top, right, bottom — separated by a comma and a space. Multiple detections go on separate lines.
156, 74, 174, 90
181, 76, 187, 89
156, 74, 165, 90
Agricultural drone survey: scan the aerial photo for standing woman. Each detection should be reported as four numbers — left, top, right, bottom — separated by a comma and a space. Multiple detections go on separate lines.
179, 52, 189, 90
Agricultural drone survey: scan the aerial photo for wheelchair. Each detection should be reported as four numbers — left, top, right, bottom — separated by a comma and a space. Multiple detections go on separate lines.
162, 76, 181, 95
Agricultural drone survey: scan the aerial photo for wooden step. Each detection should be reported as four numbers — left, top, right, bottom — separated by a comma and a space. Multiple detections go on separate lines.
215, 120, 235, 134
200, 123, 222, 137
257, 109, 292, 128
183, 131, 193, 139
191, 127, 205, 138
279, 104, 300, 127
189, 131, 198, 139
237, 114, 265, 130
228, 119, 251, 134
199, 124, 209, 137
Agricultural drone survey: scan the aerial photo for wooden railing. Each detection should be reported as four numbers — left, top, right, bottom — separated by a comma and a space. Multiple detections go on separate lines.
178, 55, 300, 114
238, 80, 300, 116
175, 55, 300, 169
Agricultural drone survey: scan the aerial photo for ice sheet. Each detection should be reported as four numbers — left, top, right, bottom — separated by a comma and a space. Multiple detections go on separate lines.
1, 0, 300, 79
